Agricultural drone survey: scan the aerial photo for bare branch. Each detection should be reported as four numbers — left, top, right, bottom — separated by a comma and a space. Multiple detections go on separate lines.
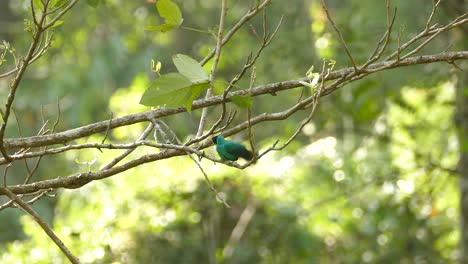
200, 0, 273, 66
100, 122, 154, 170
320, 0, 358, 71
385, 12, 468, 61
0, 0, 74, 79
365, 0, 397, 66
196, 0, 228, 138
1, 51, 466, 152
2, 162, 12, 187
195, 14, 284, 144
0, 189, 54, 211
43, 0, 80, 30
0, 186, 81, 264
102, 112, 113, 145
0, 0, 52, 161
426, 0, 442, 30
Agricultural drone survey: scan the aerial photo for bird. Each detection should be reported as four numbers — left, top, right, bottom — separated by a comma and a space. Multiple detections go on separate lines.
212, 135, 253, 161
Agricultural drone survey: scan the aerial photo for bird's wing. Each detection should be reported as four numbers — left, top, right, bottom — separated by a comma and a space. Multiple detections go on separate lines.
224, 142, 244, 153
224, 142, 252, 160
217, 144, 237, 161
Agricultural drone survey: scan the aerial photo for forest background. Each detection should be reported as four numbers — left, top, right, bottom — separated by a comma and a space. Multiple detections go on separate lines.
0, 0, 467, 263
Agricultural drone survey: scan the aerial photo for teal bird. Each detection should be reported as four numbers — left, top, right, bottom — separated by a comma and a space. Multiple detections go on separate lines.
212, 135, 253, 161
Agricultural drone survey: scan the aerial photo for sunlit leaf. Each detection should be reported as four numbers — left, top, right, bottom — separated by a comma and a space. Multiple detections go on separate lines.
157, 0, 183, 26
155, 61, 161, 73
50, 20, 64, 28
298, 81, 313, 88
172, 54, 209, 83
140, 73, 191, 107
151, 59, 162, 75
231, 95, 253, 108
33, 0, 44, 10
23, 19, 32, 33
146, 0, 183, 33
140, 73, 209, 111
306, 65, 314, 79
50, 0, 67, 7
310, 73, 320, 88
145, 24, 177, 33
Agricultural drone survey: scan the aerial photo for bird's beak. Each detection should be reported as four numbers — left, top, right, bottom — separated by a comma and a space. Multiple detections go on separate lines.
212, 136, 218, 144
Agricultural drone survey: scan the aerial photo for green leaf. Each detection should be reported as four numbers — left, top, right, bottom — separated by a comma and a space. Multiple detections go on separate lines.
310, 73, 320, 88
139, 74, 210, 111
231, 95, 253, 109
298, 81, 314, 88
51, 20, 64, 28
145, 24, 177, 33
172, 54, 209, 83
50, 0, 67, 7
146, 0, 183, 33
140, 73, 191, 107
185, 82, 210, 111
33, 0, 44, 9
157, 0, 183, 26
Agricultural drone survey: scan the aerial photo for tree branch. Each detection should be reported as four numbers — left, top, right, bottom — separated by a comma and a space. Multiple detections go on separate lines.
1, 51, 466, 152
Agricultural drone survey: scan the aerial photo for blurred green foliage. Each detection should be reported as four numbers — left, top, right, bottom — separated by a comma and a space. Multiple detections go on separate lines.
0, 0, 464, 263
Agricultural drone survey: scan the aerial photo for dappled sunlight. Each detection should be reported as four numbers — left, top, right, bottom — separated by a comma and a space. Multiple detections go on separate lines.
396, 179, 415, 194
301, 136, 337, 158
0, 0, 464, 263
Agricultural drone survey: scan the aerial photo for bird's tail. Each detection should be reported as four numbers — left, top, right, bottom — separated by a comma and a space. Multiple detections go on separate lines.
240, 149, 253, 161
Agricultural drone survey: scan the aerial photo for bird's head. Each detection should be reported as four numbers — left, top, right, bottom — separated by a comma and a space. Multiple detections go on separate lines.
212, 135, 224, 144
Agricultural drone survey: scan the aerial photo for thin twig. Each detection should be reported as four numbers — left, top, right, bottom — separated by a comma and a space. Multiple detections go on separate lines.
23, 155, 44, 184
190, 153, 231, 208
196, 0, 228, 138
0, 189, 54, 211
52, 97, 61, 132
426, 0, 442, 30
0, 1, 68, 79
157, 120, 230, 207
246, 66, 257, 160
385, 12, 468, 61
0, 0, 50, 162
100, 122, 154, 170
364, 0, 397, 66
3, 162, 13, 187
275, 61, 327, 151
193, 15, 284, 145
43, 0, 80, 30
320, 0, 358, 71
0, 186, 81, 264
101, 112, 113, 145
200, 0, 273, 66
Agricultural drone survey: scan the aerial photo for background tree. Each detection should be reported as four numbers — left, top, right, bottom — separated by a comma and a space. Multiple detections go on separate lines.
0, 0, 467, 263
